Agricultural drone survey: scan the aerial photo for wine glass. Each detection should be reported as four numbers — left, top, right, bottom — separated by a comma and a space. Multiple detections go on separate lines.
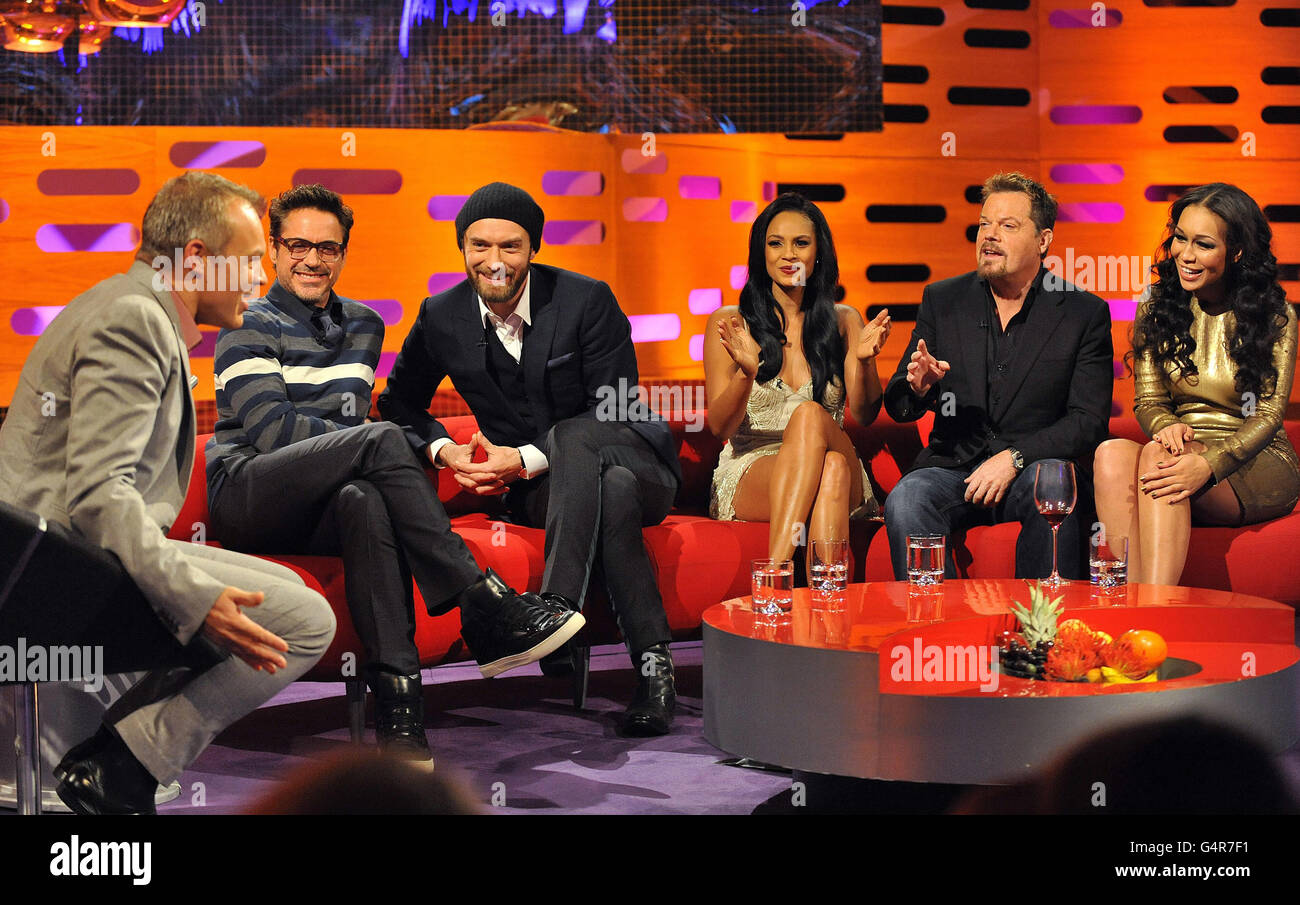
1033, 461, 1077, 587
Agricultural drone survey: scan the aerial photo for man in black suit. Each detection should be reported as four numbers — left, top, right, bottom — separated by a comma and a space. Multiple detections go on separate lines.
379, 182, 682, 735
883, 172, 1113, 580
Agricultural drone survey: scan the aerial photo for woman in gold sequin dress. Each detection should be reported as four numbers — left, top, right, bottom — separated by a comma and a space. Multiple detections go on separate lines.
1094, 183, 1299, 585
704, 193, 892, 562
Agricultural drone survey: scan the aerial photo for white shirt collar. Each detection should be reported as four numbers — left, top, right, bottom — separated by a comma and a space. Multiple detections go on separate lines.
477, 272, 532, 326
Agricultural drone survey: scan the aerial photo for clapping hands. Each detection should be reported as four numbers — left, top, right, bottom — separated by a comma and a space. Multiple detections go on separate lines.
717, 315, 760, 379
856, 308, 892, 360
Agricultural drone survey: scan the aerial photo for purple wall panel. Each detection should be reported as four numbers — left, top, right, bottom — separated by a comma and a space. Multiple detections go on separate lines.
37, 169, 140, 195
679, 176, 721, 199
543, 220, 605, 245
36, 223, 140, 252
168, 141, 267, 168
541, 170, 604, 195
292, 169, 403, 194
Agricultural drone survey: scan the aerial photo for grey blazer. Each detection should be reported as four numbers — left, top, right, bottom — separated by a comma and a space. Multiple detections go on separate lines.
0, 260, 225, 643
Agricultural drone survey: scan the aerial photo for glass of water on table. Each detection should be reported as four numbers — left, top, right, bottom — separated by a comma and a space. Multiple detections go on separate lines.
1090, 533, 1128, 598
907, 535, 945, 587
752, 558, 794, 616
808, 539, 849, 608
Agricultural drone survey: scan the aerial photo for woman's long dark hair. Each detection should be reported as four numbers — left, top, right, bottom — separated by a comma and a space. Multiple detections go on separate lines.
1132, 183, 1289, 399
738, 193, 844, 407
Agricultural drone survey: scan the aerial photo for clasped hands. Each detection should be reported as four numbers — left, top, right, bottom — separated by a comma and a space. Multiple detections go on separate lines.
437, 431, 526, 495
1140, 423, 1213, 504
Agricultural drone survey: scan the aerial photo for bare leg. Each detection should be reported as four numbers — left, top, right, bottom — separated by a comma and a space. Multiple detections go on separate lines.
809, 425, 866, 546
1137, 440, 1189, 584
1093, 438, 1143, 581
809, 451, 850, 545
1139, 439, 1245, 584
732, 402, 862, 561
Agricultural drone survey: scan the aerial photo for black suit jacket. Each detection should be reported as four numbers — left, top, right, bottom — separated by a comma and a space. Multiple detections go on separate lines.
883, 268, 1113, 473
378, 263, 681, 482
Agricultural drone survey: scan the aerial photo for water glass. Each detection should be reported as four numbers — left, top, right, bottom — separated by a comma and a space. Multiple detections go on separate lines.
808, 539, 849, 608
907, 535, 945, 587
1090, 533, 1128, 595
751, 558, 794, 615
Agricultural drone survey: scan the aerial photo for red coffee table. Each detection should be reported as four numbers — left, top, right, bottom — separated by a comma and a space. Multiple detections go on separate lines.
702, 580, 1300, 783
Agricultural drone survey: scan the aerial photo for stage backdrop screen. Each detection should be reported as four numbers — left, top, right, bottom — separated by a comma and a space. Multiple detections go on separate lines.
0, 0, 882, 134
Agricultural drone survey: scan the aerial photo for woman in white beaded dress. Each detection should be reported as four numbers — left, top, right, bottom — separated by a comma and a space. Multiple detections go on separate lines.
704, 193, 892, 562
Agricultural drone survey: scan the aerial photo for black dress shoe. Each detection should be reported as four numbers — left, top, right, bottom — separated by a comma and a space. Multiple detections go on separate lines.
55, 731, 159, 815
365, 667, 434, 764
459, 569, 585, 678
622, 643, 676, 737
53, 725, 115, 784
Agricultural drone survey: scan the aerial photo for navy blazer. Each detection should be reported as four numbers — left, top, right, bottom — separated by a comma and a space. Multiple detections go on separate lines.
379, 263, 681, 482
883, 268, 1113, 473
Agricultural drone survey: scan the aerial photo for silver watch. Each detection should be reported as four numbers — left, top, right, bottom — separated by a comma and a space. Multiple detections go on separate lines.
1009, 448, 1025, 472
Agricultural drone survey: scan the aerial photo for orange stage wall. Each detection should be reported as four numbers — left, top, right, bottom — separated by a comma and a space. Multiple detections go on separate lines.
1, 0, 1298, 415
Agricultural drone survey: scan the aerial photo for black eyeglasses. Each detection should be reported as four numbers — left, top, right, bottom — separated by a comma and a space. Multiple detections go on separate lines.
273, 236, 345, 262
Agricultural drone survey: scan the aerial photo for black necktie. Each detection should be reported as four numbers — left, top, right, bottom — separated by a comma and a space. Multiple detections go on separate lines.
311, 306, 342, 345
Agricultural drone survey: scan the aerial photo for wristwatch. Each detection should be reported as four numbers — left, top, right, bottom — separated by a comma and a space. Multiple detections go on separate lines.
1008, 448, 1025, 472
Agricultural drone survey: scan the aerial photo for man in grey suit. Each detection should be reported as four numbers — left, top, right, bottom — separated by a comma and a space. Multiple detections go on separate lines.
0, 172, 336, 814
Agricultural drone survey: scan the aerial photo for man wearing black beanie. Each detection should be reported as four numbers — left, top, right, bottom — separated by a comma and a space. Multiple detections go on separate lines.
379, 182, 683, 735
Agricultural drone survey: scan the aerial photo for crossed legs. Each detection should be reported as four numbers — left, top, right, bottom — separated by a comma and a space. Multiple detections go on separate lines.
731, 400, 864, 562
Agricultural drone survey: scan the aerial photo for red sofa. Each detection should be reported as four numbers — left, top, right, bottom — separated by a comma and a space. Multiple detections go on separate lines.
171, 413, 1300, 683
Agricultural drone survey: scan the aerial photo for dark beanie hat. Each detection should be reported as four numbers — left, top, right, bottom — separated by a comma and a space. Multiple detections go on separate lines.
455, 182, 545, 250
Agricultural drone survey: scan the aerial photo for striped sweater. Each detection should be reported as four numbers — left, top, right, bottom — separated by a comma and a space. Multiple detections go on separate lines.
204, 282, 384, 489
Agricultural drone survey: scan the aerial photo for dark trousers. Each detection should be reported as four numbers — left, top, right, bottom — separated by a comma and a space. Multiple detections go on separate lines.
508, 418, 678, 653
209, 422, 483, 675
884, 458, 1092, 581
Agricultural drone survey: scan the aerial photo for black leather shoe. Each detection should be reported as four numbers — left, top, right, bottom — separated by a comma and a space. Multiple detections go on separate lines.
622, 643, 676, 737
53, 724, 115, 784
459, 569, 585, 678
55, 731, 159, 815
365, 667, 434, 765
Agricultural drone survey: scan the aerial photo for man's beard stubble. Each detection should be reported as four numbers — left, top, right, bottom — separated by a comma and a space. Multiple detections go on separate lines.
471, 264, 528, 305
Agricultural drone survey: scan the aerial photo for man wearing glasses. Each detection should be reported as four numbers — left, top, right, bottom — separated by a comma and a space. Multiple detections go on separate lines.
205, 185, 583, 764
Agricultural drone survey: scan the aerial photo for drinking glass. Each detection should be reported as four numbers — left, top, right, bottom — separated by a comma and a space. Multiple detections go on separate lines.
1089, 533, 1128, 597
808, 539, 849, 608
906, 535, 945, 587
751, 558, 794, 615
1033, 461, 1077, 587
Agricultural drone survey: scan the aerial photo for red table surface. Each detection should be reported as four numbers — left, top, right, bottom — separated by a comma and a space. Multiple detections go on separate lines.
703, 580, 1299, 698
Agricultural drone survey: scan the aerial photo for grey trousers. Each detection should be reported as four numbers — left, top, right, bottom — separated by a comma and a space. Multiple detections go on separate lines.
108, 540, 335, 785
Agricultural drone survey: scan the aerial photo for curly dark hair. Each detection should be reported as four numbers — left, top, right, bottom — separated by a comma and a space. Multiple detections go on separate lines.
1131, 183, 1289, 400
738, 193, 844, 407
269, 184, 355, 247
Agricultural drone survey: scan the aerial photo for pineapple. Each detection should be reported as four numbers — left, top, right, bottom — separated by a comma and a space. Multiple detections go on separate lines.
1009, 582, 1065, 647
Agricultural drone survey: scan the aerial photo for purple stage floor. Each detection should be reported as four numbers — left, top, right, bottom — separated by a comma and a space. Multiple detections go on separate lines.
11, 631, 1300, 816
161, 640, 794, 815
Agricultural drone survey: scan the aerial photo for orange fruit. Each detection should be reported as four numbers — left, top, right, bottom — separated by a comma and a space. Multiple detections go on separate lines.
1120, 629, 1168, 672
1103, 629, 1168, 679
